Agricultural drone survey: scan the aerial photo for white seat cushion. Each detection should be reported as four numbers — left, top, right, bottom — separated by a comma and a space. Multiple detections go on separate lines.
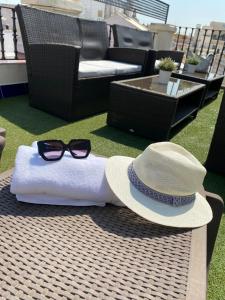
79, 61, 116, 78
79, 60, 142, 78
85, 60, 142, 75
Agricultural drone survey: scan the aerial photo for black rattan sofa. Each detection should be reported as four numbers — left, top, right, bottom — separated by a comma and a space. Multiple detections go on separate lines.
112, 24, 154, 50
16, 5, 153, 121
112, 24, 184, 72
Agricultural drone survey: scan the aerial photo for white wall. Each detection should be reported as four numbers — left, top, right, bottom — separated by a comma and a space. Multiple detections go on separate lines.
22, 0, 82, 15
3, 30, 24, 58
0, 62, 27, 85
79, 0, 105, 20
106, 15, 137, 29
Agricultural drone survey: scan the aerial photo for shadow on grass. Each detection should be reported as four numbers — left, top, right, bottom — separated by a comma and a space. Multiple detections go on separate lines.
91, 125, 151, 151
204, 171, 225, 212
0, 96, 66, 134
92, 117, 194, 148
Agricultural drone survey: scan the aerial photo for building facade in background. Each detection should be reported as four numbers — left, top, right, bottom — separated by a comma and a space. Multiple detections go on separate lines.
191, 21, 225, 73
171, 21, 225, 74
21, 0, 122, 20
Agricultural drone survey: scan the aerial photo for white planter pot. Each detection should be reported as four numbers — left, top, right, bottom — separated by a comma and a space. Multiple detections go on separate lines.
187, 64, 197, 73
159, 70, 171, 84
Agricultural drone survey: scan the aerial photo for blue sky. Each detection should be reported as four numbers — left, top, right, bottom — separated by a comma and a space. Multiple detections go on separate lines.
3, 0, 225, 27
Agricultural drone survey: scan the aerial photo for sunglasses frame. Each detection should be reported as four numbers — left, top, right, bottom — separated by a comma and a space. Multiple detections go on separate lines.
37, 139, 91, 161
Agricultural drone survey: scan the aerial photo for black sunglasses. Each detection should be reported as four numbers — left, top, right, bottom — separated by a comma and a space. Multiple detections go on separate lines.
37, 139, 91, 161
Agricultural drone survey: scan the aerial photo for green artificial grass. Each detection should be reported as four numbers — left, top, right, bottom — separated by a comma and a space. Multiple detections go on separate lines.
0, 93, 224, 299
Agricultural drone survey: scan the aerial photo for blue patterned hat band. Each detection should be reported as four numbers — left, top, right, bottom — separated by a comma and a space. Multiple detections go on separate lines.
128, 163, 195, 207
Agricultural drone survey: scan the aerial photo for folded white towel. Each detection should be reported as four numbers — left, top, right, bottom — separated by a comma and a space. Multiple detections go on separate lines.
11, 145, 123, 206
32, 141, 38, 148
16, 194, 106, 206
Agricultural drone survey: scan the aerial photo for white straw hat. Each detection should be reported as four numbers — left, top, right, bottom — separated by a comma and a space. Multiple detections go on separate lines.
105, 142, 212, 228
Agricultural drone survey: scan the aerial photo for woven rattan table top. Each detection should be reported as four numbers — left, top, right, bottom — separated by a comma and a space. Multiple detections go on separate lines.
0, 170, 206, 300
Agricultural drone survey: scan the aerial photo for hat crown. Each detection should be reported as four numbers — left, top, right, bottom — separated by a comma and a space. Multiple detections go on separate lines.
133, 142, 206, 196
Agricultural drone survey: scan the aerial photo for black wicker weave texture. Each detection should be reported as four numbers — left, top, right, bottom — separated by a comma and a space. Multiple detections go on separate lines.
16, 5, 149, 121
206, 91, 225, 175
0, 174, 193, 300
112, 24, 154, 50
16, 5, 81, 78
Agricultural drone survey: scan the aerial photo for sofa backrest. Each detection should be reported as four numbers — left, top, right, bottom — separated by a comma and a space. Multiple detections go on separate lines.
112, 24, 153, 50
16, 5, 81, 47
79, 19, 109, 60
16, 6, 109, 64
16, 5, 81, 76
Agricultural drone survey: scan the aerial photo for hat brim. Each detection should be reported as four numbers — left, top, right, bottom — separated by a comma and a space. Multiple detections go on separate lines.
105, 156, 212, 228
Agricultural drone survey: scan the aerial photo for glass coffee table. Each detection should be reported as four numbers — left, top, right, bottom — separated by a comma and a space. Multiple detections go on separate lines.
172, 70, 224, 107
107, 75, 205, 141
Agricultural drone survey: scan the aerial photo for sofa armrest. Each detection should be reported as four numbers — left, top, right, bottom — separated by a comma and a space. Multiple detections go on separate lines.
29, 43, 81, 120
205, 191, 224, 268
107, 47, 150, 74
30, 43, 80, 81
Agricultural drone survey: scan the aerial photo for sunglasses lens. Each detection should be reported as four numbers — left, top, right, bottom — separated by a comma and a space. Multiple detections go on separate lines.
70, 140, 90, 158
40, 141, 63, 160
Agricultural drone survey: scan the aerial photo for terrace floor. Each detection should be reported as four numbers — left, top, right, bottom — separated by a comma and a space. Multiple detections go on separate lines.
0, 94, 224, 299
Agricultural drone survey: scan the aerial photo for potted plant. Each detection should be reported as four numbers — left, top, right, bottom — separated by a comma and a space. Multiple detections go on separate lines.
186, 55, 200, 73
158, 57, 176, 84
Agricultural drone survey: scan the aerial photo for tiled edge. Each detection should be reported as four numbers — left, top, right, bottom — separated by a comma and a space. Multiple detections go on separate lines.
0, 83, 28, 99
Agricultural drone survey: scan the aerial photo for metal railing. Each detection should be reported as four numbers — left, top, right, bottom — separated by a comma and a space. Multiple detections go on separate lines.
96, 0, 169, 23
173, 26, 225, 75
1, 5, 157, 60
1, 5, 225, 76
0, 5, 20, 60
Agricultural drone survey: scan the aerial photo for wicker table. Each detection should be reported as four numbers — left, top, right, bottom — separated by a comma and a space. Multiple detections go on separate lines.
172, 71, 224, 107
0, 169, 223, 300
107, 75, 205, 141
